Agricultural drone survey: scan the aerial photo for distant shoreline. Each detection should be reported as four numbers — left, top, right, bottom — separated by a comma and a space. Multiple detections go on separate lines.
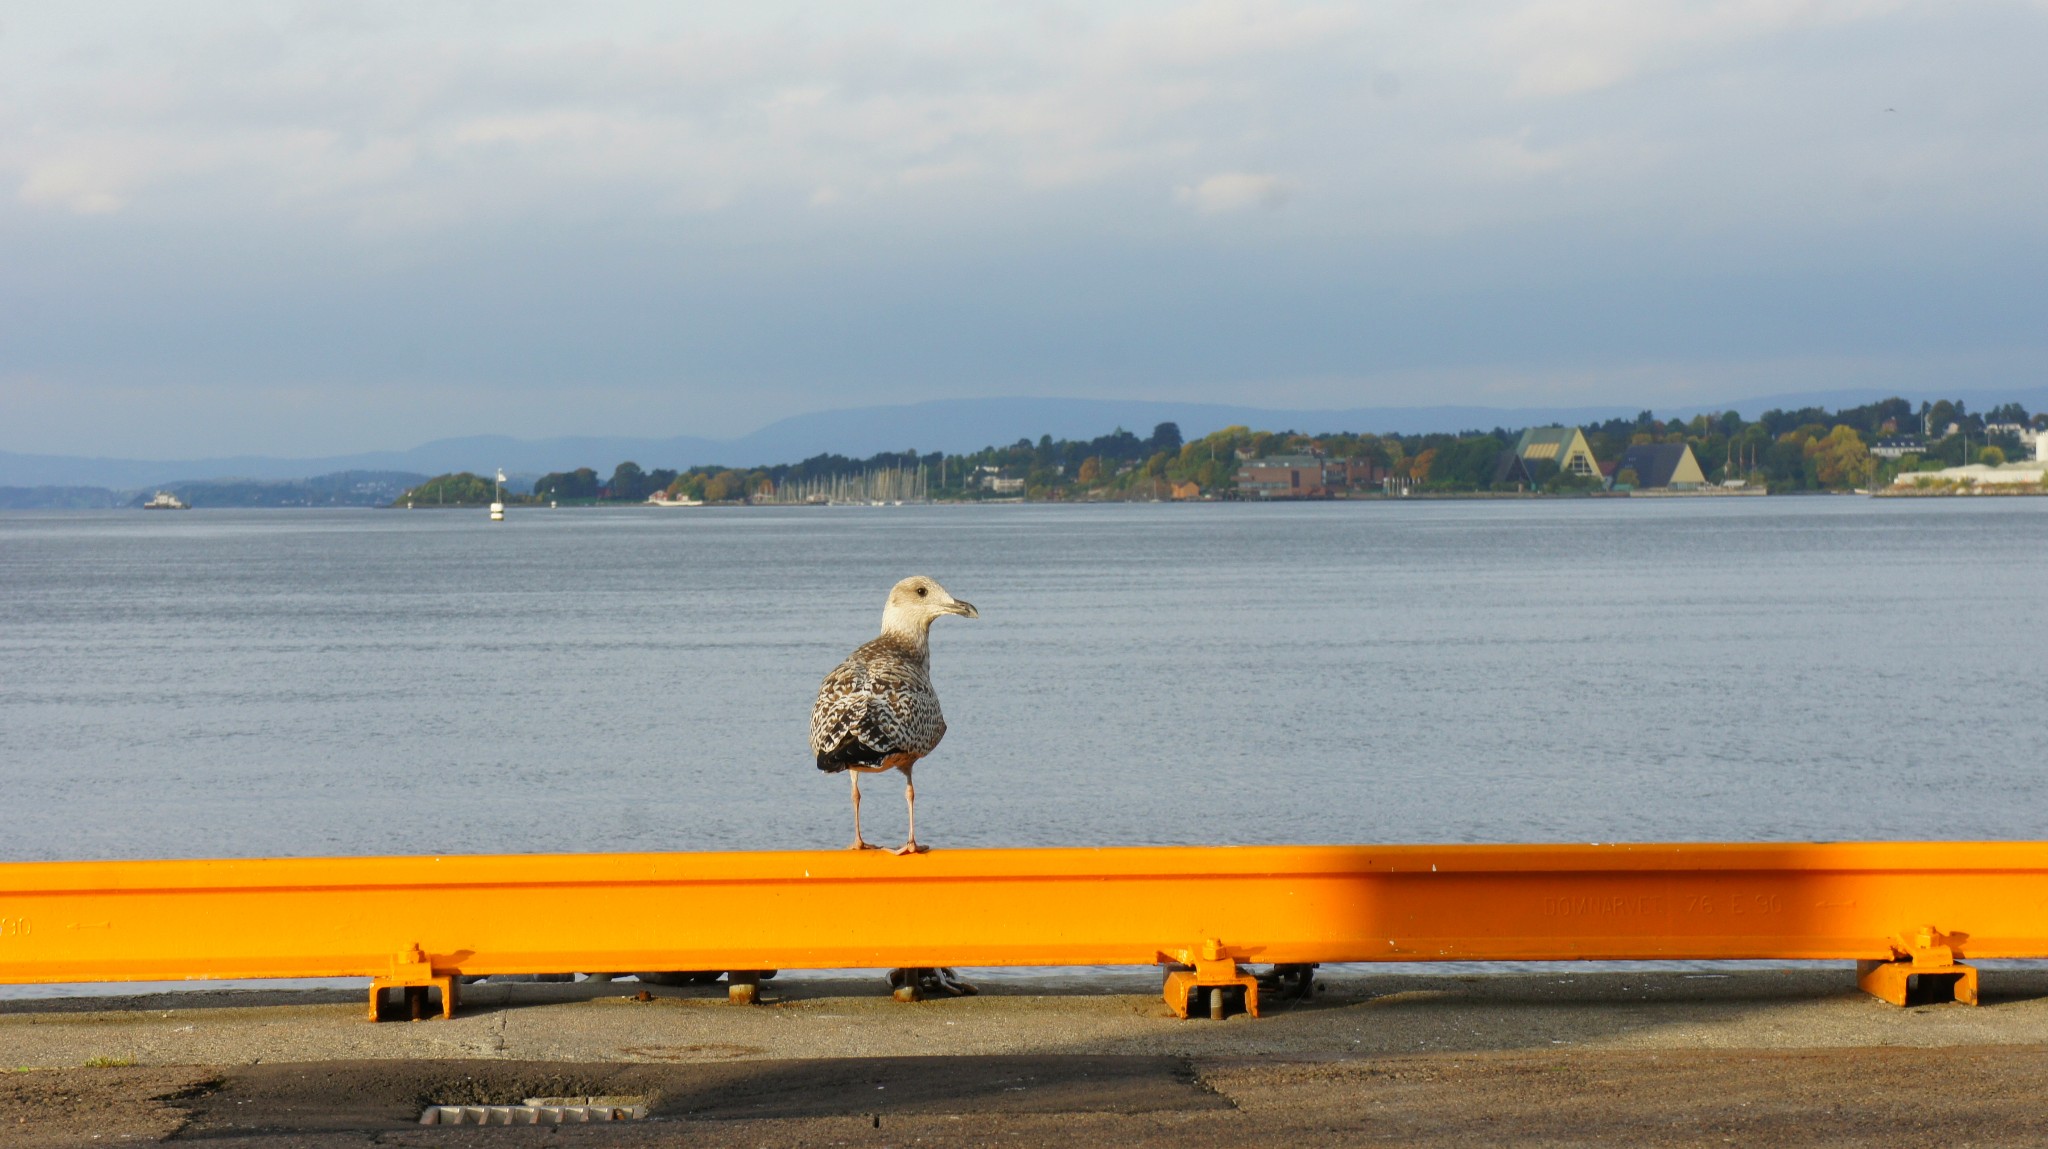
16, 487, 2048, 511
0, 491, 1917, 511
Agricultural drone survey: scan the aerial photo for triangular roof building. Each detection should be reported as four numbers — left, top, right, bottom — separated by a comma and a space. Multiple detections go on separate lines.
1616, 443, 1708, 489
1491, 449, 1537, 488
1514, 426, 1601, 478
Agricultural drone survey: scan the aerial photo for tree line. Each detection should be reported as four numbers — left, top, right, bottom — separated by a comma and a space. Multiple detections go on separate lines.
391, 397, 2044, 505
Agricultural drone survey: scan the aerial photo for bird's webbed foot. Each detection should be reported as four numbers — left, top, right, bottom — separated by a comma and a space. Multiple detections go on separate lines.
928, 967, 978, 996
892, 838, 929, 856
886, 967, 979, 1000
850, 838, 880, 851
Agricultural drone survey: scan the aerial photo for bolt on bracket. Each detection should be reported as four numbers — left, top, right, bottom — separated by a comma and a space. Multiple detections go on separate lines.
1161, 939, 1262, 1019
369, 944, 460, 1021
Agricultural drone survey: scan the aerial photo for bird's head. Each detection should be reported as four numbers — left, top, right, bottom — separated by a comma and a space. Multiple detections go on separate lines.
881, 575, 978, 639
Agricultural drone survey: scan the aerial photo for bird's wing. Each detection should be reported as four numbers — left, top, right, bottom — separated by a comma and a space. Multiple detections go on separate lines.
810, 641, 944, 763
873, 659, 945, 757
812, 655, 882, 756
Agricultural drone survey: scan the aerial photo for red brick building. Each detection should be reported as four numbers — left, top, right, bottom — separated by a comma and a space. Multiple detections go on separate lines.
1234, 455, 1386, 498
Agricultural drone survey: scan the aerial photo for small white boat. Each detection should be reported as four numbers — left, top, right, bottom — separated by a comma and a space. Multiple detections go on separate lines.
142, 491, 189, 510
645, 493, 704, 507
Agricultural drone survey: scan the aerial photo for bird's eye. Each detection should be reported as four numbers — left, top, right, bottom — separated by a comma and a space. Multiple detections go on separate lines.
916, 586, 928, 597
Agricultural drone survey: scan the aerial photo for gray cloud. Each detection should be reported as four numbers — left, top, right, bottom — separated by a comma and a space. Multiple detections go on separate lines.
3, 1, 2045, 456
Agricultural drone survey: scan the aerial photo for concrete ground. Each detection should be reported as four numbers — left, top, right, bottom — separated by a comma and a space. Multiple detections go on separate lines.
4, 967, 2047, 1145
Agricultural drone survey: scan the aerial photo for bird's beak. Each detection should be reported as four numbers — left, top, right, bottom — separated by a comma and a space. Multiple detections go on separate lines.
946, 599, 979, 619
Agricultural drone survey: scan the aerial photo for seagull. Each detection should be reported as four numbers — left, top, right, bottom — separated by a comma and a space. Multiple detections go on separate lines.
810, 575, 978, 855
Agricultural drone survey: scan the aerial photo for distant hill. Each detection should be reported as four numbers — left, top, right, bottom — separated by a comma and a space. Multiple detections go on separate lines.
1, 399, 1642, 487
0, 472, 426, 509
5, 388, 2045, 489
0, 485, 129, 510
124, 471, 429, 509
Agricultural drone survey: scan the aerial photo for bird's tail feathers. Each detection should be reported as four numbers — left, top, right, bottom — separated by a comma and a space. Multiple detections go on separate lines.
816, 739, 888, 773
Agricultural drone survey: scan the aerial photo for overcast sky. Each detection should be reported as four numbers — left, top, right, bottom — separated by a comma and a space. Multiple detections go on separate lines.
4, 1, 2045, 457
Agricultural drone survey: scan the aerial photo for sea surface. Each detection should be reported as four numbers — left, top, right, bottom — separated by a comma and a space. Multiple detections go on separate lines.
4, 499, 2047, 991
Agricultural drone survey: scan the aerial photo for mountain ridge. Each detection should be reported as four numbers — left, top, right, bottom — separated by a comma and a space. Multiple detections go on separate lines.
6, 389, 2043, 489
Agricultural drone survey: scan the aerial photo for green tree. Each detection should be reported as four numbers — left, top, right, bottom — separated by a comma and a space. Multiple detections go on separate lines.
395, 473, 495, 506
1927, 399, 1962, 434
1422, 435, 1505, 490
606, 461, 650, 500
1765, 435, 1812, 490
1544, 467, 1601, 493
534, 467, 601, 501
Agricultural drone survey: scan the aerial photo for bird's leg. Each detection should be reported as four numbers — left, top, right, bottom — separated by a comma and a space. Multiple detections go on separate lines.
849, 772, 876, 850
894, 764, 927, 855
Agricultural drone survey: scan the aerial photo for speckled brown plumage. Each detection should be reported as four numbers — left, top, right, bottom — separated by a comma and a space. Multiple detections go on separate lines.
810, 631, 947, 772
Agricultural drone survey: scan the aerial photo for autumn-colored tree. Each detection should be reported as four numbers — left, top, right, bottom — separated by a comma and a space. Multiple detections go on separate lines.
1807, 425, 1874, 489
703, 470, 748, 502
1077, 457, 1102, 484
1407, 448, 1436, 482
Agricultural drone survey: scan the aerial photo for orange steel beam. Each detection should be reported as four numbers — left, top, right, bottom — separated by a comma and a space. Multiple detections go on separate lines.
0, 842, 2040, 1018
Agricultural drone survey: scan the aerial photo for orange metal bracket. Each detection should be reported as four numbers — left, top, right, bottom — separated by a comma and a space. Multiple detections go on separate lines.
1855, 926, 1978, 1007
1161, 939, 1261, 1019
367, 944, 459, 1021
2, 842, 2043, 1021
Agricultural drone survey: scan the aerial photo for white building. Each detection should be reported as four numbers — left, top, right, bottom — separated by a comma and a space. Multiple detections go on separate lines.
1982, 423, 2045, 461
1892, 462, 2047, 487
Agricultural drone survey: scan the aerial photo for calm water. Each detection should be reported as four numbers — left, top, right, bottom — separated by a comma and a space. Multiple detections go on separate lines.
5, 498, 2047, 866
